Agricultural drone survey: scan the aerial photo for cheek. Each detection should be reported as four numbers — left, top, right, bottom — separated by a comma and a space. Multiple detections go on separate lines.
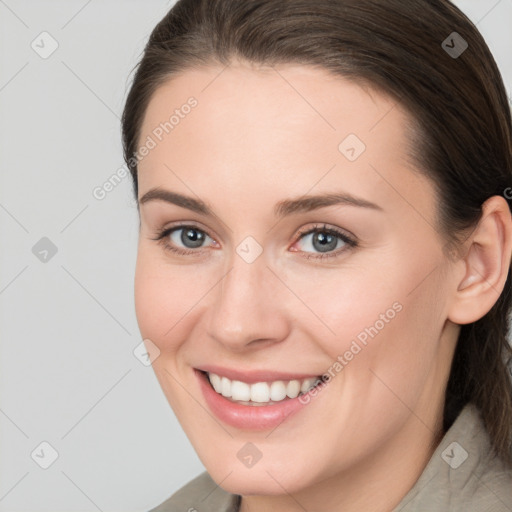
353, 277, 445, 413
134, 246, 228, 368
134, 250, 208, 416
134, 249, 198, 353
285, 263, 404, 356
293, 257, 445, 385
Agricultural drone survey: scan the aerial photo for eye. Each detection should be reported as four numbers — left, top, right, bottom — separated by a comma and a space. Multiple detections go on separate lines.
152, 224, 215, 256
292, 224, 357, 260
152, 222, 357, 260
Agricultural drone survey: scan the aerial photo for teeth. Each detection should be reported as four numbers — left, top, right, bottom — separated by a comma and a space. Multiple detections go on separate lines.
301, 378, 318, 393
287, 379, 301, 398
270, 380, 287, 401
251, 382, 269, 403
231, 380, 251, 401
207, 372, 321, 404
209, 372, 222, 393
221, 376, 232, 397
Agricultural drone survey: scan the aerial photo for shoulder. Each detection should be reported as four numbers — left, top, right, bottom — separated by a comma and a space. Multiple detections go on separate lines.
394, 403, 512, 511
148, 471, 240, 512
464, 449, 512, 512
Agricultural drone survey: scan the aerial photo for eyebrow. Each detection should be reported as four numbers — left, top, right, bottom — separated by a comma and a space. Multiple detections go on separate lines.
139, 187, 383, 218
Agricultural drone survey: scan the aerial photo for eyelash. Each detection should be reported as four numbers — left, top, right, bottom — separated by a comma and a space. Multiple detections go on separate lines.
151, 223, 358, 261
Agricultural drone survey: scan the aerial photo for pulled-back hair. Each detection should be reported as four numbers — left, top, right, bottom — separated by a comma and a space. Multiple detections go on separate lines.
121, 0, 512, 464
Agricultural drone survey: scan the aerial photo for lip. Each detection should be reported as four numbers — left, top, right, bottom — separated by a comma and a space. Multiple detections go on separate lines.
195, 369, 322, 430
195, 364, 321, 384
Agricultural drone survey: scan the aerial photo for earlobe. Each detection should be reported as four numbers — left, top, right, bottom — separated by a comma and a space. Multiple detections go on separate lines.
447, 195, 512, 325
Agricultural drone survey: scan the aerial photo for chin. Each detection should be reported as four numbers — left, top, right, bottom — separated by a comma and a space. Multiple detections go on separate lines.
206, 459, 314, 496
218, 475, 291, 496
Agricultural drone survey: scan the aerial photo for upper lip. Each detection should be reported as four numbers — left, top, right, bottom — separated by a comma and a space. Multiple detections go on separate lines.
196, 365, 321, 384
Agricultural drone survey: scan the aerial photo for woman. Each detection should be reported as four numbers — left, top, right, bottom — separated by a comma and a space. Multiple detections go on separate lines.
121, 0, 512, 510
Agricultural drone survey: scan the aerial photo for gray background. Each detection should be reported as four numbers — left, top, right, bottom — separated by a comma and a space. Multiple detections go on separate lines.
0, 1, 511, 510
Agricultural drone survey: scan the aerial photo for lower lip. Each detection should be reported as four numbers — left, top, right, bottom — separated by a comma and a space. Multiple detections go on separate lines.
196, 370, 319, 430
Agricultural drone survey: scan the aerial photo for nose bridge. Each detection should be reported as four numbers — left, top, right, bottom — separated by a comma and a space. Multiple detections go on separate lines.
206, 245, 288, 349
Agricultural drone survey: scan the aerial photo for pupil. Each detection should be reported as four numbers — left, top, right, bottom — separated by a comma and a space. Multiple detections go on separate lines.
182, 228, 204, 248
314, 232, 336, 253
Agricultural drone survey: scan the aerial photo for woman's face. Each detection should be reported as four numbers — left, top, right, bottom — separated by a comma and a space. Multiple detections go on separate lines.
135, 63, 460, 497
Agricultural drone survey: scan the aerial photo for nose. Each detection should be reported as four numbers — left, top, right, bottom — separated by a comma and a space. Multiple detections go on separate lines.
206, 249, 291, 352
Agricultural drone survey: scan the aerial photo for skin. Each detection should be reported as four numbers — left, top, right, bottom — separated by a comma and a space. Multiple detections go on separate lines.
134, 62, 512, 511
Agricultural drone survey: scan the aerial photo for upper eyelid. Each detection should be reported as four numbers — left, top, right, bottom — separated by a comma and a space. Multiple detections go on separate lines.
163, 222, 215, 241
159, 222, 355, 247
296, 223, 354, 239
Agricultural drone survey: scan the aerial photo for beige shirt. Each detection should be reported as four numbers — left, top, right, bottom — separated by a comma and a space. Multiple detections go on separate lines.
149, 403, 512, 511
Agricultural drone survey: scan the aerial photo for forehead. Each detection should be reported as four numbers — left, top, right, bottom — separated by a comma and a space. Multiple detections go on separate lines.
139, 63, 409, 155
136, 63, 433, 222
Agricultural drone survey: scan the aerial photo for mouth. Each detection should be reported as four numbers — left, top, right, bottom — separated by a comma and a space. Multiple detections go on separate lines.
201, 370, 323, 406
194, 367, 327, 430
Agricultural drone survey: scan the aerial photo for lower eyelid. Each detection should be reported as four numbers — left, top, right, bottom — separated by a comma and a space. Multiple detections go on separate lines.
155, 224, 356, 258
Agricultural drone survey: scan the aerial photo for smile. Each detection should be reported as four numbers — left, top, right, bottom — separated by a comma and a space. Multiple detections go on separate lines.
195, 368, 327, 430
207, 371, 321, 405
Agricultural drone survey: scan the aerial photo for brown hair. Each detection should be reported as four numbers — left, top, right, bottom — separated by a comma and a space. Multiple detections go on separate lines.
121, 0, 512, 464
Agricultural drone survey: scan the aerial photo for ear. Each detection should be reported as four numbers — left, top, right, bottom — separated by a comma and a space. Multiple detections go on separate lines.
447, 195, 512, 325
